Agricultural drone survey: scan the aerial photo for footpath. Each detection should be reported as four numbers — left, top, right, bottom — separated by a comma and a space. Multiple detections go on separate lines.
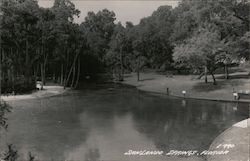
1, 86, 67, 101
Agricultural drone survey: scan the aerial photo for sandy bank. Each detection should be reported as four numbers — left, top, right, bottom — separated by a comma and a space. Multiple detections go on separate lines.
1, 86, 68, 101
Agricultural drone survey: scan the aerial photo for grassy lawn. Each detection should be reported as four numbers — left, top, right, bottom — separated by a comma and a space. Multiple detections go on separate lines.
123, 70, 250, 102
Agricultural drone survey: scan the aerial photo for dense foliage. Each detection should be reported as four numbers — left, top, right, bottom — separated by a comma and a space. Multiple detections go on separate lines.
0, 0, 249, 93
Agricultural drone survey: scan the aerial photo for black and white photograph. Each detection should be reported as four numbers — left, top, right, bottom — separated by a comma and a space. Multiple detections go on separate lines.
0, 0, 249, 161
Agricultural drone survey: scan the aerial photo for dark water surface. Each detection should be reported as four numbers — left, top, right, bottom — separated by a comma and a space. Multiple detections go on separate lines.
0, 84, 249, 161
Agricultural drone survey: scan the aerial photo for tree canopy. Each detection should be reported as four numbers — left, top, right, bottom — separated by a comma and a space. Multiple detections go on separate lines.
0, 0, 249, 93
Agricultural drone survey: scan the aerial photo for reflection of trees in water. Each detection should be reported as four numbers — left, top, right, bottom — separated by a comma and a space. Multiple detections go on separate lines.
0, 101, 11, 130
2, 86, 249, 160
84, 148, 100, 161
130, 94, 249, 151
3, 96, 90, 161
2, 88, 133, 161
81, 86, 142, 128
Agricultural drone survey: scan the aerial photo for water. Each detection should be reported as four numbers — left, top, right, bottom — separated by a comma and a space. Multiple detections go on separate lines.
0, 84, 249, 161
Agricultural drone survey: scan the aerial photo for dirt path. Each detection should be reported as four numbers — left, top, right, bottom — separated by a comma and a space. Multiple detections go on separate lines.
1, 86, 68, 102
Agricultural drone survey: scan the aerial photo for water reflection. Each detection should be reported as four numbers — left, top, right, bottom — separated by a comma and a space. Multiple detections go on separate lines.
84, 148, 100, 161
0, 84, 248, 161
0, 97, 90, 160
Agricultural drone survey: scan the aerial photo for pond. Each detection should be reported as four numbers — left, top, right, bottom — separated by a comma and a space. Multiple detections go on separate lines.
0, 84, 249, 161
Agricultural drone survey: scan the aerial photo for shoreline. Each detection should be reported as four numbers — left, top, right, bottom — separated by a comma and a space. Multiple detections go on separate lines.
121, 72, 250, 103
126, 85, 250, 104
1, 74, 249, 103
1, 85, 68, 102
124, 84, 250, 104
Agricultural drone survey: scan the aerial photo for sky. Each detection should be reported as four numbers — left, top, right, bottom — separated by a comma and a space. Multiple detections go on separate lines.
38, 0, 179, 25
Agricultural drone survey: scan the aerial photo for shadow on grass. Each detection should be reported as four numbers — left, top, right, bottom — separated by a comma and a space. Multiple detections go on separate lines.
192, 79, 244, 92
216, 74, 250, 80
124, 75, 133, 78
139, 78, 155, 81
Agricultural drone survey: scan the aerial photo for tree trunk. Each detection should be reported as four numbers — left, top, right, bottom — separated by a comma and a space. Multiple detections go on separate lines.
11, 65, 14, 93
34, 64, 38, 85
0, 49, 2, 101
63, 50, 70, 87
42, 53, 48, 85
204, 66, 208, 83
137, 69, 140, 81
224, 65, 229, 79
74, 59, 81, 89
10, 48, 14, 92
119, 47, 123, 81
60, 64, 64, 85
211, 72, 217, 85
34, 49, 39, 84
112, 68, 115, 81
40, 63, 44, 90
137, 57, 140, 82
25, 39, 31, 82
64, 52, 79, 89
52, 72, 56, 83
70, 63, 76, 88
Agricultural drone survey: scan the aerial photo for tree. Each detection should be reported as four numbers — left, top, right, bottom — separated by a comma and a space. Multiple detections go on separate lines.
1, 0, 249, 91
81, 9, 116, 62
36, 7, 56, 89
105, 22, 127, 81
0, 0, 41, 92
51, 0, 81, 88
171, 0, 198, 42
173, 26, 225, 85
133, 6, 175, 70
121, 6, 176, 81
131, 28, 148, 81
172, 0, 249, 80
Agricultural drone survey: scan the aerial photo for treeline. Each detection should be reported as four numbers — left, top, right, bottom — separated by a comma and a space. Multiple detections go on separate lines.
0, 0, 82, 93
0, 0, 249, 93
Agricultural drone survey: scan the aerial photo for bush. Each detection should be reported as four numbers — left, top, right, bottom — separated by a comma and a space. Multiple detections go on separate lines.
1, 76, 36, 94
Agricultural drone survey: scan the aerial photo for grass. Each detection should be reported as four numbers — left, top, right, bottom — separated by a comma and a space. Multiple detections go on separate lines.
122, 71, 250, 102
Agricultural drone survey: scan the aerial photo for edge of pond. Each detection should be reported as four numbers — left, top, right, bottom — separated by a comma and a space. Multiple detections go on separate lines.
3, 83, 249, 104
119, 82, 250, 104
1, 86, 70, 102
